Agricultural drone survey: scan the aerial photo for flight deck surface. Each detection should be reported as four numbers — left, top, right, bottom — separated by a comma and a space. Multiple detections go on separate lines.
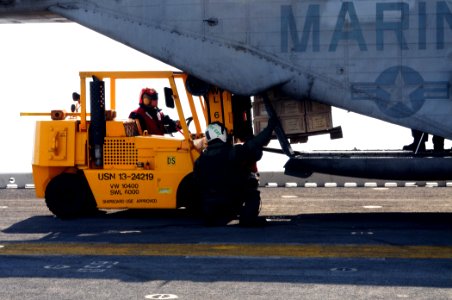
0, 187, 451, 299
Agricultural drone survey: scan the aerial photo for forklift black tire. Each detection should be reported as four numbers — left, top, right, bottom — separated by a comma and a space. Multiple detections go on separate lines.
45, 172, 97, 219
176, 173, 202, 216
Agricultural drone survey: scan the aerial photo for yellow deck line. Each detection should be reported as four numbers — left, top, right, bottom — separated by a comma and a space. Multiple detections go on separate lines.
1, 243, 452, 259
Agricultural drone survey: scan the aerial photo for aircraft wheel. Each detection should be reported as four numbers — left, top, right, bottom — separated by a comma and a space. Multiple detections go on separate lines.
45, 172, 97, 219
176, 173, 202, 215
185, 75, 210, 96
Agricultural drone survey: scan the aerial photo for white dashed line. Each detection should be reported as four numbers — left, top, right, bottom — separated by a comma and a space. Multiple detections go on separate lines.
363, 205, 383, 209
304, 183, 317, 188
344, 182, 357, 188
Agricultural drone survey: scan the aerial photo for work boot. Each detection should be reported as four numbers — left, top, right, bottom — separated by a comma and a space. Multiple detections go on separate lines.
403, 142, 425, 152
405, 130, 428, 152
201, 195, 235, 226
434, 143, 444, 152
433, 136, 445, 152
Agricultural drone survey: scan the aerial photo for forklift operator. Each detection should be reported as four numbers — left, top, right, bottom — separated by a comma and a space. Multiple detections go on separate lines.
194, 118, 277, 227
129, 88, 180, 135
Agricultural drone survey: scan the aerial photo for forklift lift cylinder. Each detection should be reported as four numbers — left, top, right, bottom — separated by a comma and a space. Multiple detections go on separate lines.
89, 78, 106, 167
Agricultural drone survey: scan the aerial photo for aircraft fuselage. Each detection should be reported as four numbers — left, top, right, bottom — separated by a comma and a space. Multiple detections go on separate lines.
1, 0, 451, 140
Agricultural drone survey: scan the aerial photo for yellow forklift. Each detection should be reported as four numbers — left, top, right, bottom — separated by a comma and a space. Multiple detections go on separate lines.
23, 71, 247, 218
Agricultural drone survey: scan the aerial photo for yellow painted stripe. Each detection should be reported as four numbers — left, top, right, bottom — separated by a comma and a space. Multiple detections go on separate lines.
1, 243, 452, 259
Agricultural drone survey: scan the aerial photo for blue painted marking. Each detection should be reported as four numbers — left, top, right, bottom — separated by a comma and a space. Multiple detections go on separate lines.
329, 2, 367, 52
352, 66, 450, 118
437, 1, 452, 49
376, 2, 409, 51
281, 1, 452, 52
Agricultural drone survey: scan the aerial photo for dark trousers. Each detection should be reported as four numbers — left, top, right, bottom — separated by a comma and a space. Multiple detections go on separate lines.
409, 130, 444, 151
201, 187, 261, 226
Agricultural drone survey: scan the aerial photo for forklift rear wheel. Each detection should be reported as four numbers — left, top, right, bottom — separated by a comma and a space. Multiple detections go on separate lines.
45, 172, 97, 219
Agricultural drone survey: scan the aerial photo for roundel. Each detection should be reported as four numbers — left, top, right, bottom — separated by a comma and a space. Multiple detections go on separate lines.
375, 66, 425, 118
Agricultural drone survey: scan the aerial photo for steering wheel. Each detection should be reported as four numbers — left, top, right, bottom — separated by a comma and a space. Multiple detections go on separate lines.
185, 116, 193, 128
182, 116, 199, 139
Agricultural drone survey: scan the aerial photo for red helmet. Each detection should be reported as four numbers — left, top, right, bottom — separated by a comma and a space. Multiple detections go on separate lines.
139, 88, 158, 104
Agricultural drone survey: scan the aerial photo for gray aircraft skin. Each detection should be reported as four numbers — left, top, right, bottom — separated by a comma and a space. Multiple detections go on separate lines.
1, 0, 451, 179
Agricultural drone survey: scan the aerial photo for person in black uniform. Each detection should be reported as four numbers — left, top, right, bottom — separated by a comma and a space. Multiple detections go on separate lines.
194, 119, 276, 226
